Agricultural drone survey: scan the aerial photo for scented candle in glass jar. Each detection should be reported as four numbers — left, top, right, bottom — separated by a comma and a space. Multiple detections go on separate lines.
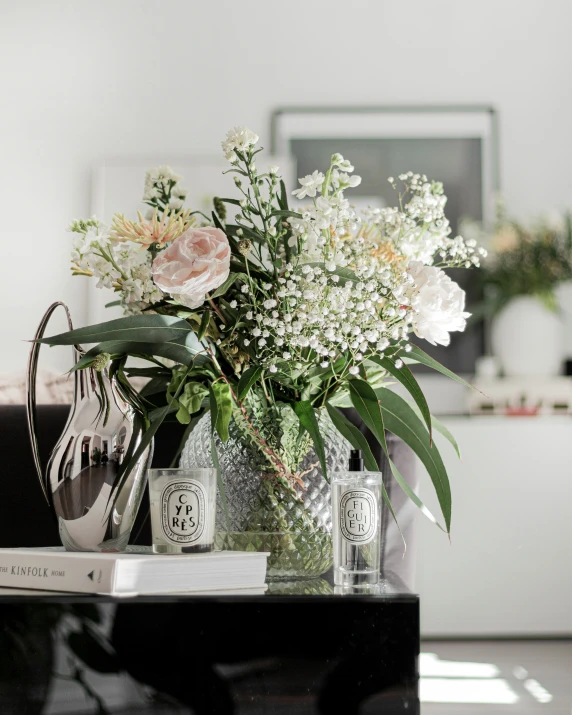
148, 468, 217, 554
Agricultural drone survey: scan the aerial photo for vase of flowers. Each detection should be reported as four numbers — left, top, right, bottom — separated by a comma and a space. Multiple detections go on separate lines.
477, 211, 572, 376
41, 126, 484, 574
181, 408, 349, 579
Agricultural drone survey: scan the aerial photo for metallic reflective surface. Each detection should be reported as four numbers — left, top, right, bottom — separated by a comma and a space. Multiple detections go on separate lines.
0, 573, 420, 714
26, 303, 152, 552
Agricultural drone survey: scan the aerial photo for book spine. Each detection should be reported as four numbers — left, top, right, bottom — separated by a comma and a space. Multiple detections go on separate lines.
0, 552, 116, 594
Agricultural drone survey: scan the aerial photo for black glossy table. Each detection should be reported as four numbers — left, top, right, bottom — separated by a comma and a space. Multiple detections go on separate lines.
0, 571, 419, 714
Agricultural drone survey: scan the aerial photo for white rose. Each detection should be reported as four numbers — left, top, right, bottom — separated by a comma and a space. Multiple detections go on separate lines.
407, 261, 470, 346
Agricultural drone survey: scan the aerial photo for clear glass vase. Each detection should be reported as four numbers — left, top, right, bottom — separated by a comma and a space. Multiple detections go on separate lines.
180, 410, 350, 580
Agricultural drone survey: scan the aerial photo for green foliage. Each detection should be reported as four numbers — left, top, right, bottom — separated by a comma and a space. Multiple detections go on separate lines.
481, 217, 572, 315
293, 401, 327, 481
237, 365, 263, 401
213, 196, 227, 221
405, 344, 477, 391
348, 378, 449, 532
375, 386, 451, 533
46, 140, 480, 543
325, 403, 404, 547
40, 314, 192, 346
71, 335, 203, 371
369, 355, 432, 440
209, 381, 233, 442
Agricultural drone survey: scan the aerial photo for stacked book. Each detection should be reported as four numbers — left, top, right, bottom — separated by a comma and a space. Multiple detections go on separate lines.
0, 547, 268, 596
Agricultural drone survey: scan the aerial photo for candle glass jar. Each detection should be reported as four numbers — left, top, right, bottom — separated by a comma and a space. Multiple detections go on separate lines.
149, 468, 217, 554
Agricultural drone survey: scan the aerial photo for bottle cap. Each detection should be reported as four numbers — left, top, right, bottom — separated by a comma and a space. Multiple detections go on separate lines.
349, 449, 364, 471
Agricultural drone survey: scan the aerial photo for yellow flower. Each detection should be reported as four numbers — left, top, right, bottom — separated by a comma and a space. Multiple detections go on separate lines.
110, 208, 195, 247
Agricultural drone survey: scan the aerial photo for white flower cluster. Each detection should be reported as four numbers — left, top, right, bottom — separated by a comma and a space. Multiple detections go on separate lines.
289, 154, 362, 255
363, 173, 487, 267
143, 165, 188, 216
221, 126, 259, 162
224, 148, 483, 374
70, 222, 162, 313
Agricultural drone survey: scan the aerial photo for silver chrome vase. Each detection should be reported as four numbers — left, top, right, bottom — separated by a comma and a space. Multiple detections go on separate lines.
27, 303, 153, 552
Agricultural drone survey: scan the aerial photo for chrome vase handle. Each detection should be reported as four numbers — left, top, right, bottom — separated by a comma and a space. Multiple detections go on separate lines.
26, 302, 75, 505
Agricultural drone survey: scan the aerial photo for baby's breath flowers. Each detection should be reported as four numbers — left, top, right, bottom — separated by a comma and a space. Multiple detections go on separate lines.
223, 150, 481, 379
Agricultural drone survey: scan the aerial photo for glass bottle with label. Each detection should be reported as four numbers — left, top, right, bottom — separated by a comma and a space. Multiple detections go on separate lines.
332, 451, 382, 586
148, 468, 217, 554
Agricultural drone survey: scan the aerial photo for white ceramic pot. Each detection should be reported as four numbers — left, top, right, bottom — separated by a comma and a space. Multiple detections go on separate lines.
491, 295, 563, 377
555, 281, 572, 362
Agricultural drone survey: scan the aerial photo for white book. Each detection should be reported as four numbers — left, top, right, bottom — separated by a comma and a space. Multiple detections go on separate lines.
0, 584, 268, 597
0, 548, 268, 595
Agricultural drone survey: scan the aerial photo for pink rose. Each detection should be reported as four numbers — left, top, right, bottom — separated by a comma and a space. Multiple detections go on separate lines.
152, 227, 231, 309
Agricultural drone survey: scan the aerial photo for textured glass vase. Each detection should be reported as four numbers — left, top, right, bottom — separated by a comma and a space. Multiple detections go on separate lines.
180, 411, 350, 580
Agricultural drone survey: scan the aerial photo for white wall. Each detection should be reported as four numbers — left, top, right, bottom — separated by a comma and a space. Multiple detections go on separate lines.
1, 0, 572, 373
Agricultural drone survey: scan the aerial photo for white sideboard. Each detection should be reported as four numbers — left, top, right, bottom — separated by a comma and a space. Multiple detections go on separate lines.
415, 415, 572, 637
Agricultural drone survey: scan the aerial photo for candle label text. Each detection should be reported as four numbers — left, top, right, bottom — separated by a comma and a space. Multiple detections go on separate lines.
339, 489, 378, 544
161, 480, 206, 544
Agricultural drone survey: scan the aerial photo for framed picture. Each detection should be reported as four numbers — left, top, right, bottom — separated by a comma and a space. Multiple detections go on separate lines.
271, 106, 500, 374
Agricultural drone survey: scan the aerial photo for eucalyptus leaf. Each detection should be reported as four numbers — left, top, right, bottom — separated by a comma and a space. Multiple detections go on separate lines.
40, 314, 192, 346
407, 401, 462, 460
197, 310, 210, 341
293, 401, 327, 481
169, 409, 207, 467
110, 366, 191, 510
209, 381, 233, 442
325, 403, 378, 471
210, 272, 248, 299
218, 197, 242, 207
375, 386, 451, 532
211, 211, 225, 231
140, 376, 171, 398
369, 355, 432, 441
348, 379, 448, 532
237, 365, 263, 401
71, 334, 204, 371
269, 209, 302, 219
279, 180, 289, 210
406, 344, 479, 392
125, 367, 171, 379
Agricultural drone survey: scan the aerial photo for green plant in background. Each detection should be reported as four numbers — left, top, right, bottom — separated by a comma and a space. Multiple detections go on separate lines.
465, 206, 572, 317
39, 127, 487, 539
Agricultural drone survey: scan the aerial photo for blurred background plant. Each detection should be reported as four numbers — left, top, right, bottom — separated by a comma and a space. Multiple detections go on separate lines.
463, 203, 572, 317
